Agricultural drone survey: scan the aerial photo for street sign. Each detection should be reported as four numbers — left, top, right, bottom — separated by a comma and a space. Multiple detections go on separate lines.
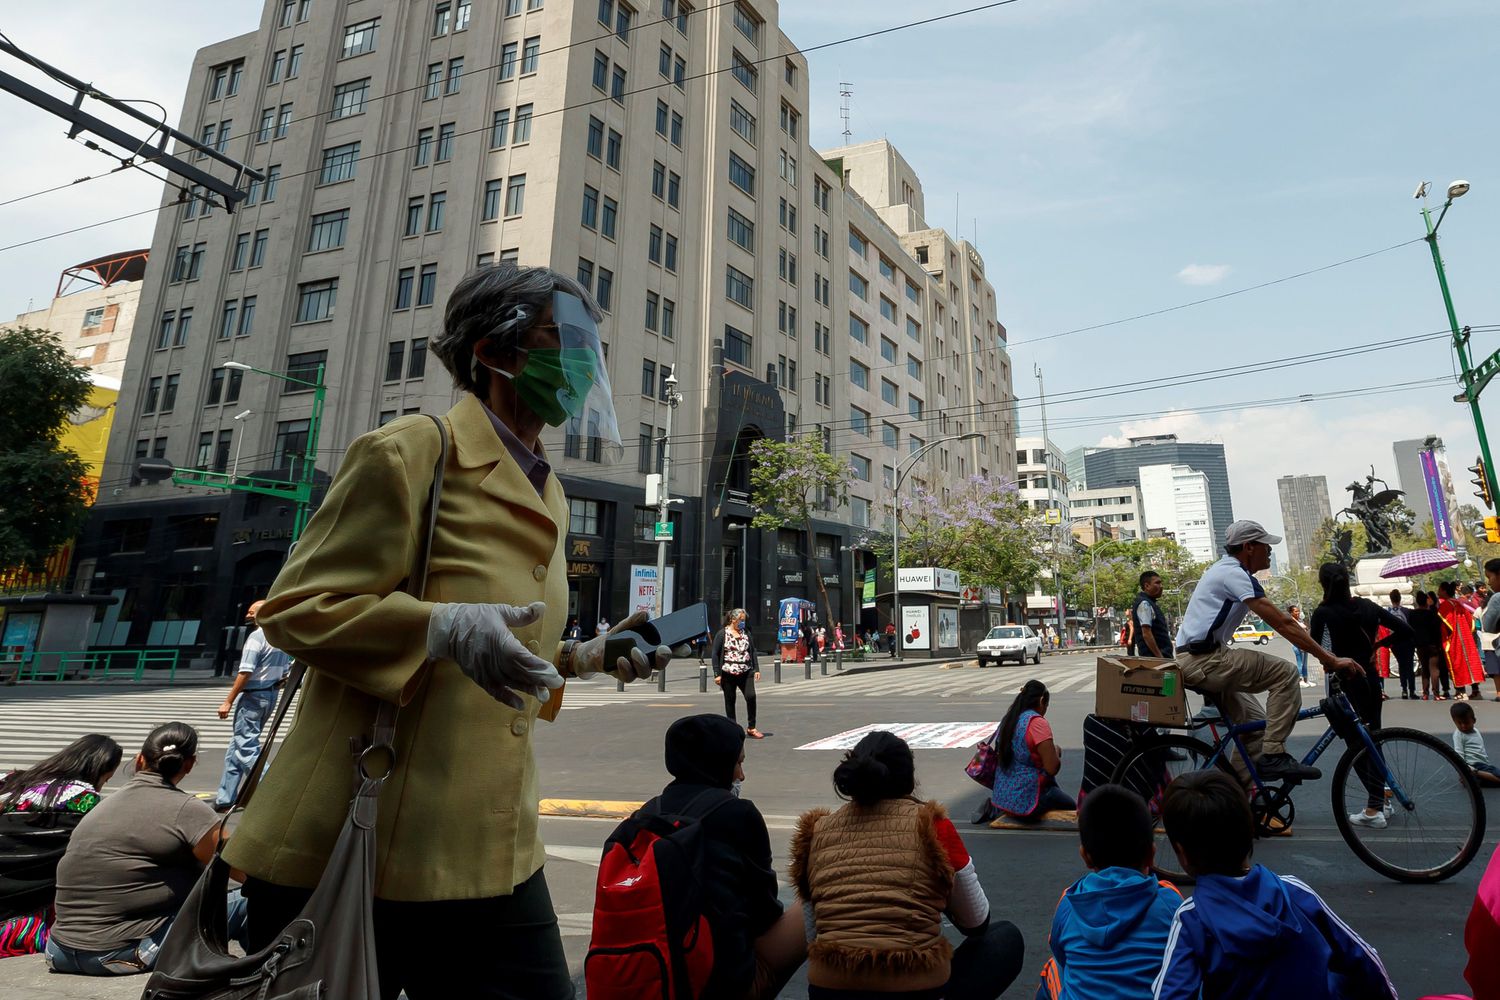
1044, 508, 1062, 525
653, 521, 674, 540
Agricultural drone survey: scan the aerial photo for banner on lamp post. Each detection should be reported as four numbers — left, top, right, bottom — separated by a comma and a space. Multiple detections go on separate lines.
1422, 446, 1455, 551
629, 564, 675, 618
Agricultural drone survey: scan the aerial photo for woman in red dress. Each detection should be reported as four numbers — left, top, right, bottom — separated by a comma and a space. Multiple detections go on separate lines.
1439, 580, 1485, 699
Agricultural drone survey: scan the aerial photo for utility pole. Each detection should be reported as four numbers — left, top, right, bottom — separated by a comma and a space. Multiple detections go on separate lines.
1034, 364, 1065, 638
653, 366, 682, 618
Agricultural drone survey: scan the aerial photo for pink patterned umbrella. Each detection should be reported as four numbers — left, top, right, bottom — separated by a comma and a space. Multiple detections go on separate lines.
1379, 548, 1461, 578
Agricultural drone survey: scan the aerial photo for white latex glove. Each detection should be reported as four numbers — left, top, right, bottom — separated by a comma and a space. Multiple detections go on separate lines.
573, 612, 672, 682
427, 602, 565, 711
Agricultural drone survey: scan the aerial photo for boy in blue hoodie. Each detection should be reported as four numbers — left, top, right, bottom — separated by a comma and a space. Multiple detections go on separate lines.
1038, 783, 1182, 1000
1154, 770, 1397, 1000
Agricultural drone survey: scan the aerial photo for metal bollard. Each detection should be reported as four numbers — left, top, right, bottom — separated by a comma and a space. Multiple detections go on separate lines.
617, 673, 625, 692
699, 662, 709, 692
804, 655, 812, 680
821, 655, 828, 676
836, 648, 843, 672
658, 663, 666, 692
774, 658, 782, 683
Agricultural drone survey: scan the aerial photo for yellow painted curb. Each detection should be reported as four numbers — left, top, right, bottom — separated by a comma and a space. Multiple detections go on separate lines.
540, 798, 643, 819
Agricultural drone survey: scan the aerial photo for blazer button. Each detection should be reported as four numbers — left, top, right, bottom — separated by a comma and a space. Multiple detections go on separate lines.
526, 639, 541, 654
510, 716, 529, 737
533, 565, 547, 581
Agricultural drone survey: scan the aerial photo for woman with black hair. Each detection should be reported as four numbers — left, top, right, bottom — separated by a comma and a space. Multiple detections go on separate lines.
0, 734, 122, 958
46, 723, 242, 976
713, 607, 764, 738
1308, 563, 1414, 831
989, 680, 1074, 821
790, 731, 1024, 1000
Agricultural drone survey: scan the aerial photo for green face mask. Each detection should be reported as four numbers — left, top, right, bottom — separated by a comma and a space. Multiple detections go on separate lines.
508, 347, 600, 427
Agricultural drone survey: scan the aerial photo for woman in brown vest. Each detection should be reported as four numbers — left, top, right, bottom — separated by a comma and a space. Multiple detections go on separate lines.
790, 731, 1024, 1000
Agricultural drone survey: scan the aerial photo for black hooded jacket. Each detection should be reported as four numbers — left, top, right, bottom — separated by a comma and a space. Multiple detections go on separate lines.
654, 714, 783, 990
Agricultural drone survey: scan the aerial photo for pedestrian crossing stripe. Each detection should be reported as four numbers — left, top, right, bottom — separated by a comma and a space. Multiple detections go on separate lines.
796, 722, 999, 751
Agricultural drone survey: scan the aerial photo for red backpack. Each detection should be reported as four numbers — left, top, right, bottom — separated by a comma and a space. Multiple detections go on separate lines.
585, 790, 733, 1000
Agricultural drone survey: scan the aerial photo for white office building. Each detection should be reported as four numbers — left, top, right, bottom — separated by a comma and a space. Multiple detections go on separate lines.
1139, 463, 1216, 562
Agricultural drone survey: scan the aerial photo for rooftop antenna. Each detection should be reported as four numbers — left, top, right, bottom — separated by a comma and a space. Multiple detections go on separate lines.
838, 81, 853, 142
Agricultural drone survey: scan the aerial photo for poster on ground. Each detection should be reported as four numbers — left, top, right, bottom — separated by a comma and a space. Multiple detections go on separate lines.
937, 607, 959, 648
901, 605, 930, 650
796, 722, 1000, 751
628, 564, 675, 618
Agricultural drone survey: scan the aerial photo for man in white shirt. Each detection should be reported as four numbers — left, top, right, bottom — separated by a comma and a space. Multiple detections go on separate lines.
213, 600, 291, 810
1174, 521, 1359, 782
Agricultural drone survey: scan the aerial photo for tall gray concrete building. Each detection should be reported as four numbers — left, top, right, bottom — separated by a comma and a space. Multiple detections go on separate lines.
1393, 437, 1435, 528
1083, 435, 1234, 548
1276, 473, 1331, 571
81, 0, 1016, 654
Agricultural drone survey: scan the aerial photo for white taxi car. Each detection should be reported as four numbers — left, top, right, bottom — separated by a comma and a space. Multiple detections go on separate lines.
976, 625, 1042, 667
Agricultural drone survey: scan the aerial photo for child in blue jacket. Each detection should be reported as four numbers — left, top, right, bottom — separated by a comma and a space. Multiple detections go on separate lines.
1038, 784, 1182, 1000
1154, 770, 1397, 1000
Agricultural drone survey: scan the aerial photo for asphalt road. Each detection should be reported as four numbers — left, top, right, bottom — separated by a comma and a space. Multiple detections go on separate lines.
3, 638, 1492, 997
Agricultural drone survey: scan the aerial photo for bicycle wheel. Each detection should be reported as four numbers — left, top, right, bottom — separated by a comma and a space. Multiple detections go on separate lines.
1331, 726, 1486, 884
1109, 734, 1218, 883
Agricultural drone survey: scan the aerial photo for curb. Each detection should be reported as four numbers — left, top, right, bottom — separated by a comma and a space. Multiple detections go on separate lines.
539, 798, 643, 819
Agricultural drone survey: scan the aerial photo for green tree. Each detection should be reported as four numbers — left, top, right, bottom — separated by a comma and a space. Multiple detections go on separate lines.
859, 474, 1046, 608
0, 328, 93, 572
1060, 537, 1205, 618
748, 434, 853, 628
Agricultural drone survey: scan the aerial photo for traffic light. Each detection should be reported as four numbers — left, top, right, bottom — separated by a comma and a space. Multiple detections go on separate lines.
1486, 517, 1500, 544
1471, 458, 1493, 509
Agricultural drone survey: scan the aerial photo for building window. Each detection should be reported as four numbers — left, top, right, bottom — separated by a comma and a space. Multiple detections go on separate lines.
587, 116, 604, 158
284, 351, 326, 393
726, 265, 753, 308
606, 129, 622, 169
417, 263, 438, 306
384, 341, 405, 381
674, 56, 686, 88
730, 99, 755, 143
427, 191, 446, 231
425, 62, 443, 100
849, 229, 869, 259
405, 197, 423, 236
144, 376, 162, 413
433, 2, 451, 35
879, 296, 896, 322
394, 267, 414, 310
274, 419, 312, 473
491, 109, 511, 148
879, 256, 896, 282
849, 359, 869, 390
645, 291, 659, 332
881, 379, 897, 406
849, 406, 869, 435
907, 317, 921, 341
637, 425, 654, 474
295, 279, 338, 323
521, 36, 541, 74
731, 50, 757, 92
641, 359, 656, 396
667, 171, 680, 209
162, 373, 181, 413
436, 122, 455, 161
287, 44, 303, 78
231, 233, 250, 271
502, 42, 520, 80
880, 337, 897, 363
513, 104, 533, 143
662, 298, 676, 339
482, 179, 503, 221
592, 50, 608, 90
648, 226, 662, 263
446, 57, 465, 94
306, 208, 349, 252
728, 152, 754, 195
414, 127, 435, 165
569, 497, 602, 535
727, 207, 754, 251
601, 196, 618, 238
331, 78, 369, 119
849, 314, 868, 344
275, 103, 293, 138
851, 454, 871, 481
596, 267, 614, 311
670, 111, 683, 146
655, 100, 669, 136
883, 422, 899, 449
849, 271, 868, 300
906, 279, 922, 304
319, 141, 360, 184
342, 18, 380, 58
611, 66, 627, 103
724, 325, 752, 367
780, 102, 800, 140
219, 300, 238, 340
505, 174, 526, 215
154, 312, 173, 350
615, 1, 634, 40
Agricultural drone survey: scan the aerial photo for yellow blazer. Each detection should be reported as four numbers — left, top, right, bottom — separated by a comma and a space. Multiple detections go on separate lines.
224, 394, 569, 901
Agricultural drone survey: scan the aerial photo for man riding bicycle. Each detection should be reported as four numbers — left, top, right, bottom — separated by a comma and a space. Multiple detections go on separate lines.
1174, 520, 1360, 782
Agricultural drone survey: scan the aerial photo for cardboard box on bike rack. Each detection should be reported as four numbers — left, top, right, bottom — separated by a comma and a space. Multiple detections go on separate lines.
1095, 656, 1189, 727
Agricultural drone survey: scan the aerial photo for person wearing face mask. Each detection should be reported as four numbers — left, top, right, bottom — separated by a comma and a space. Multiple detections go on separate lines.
226, 264, 670, 998
713, 608, 763, 738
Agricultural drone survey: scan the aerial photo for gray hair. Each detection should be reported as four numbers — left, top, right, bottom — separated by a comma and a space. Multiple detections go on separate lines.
431, 263, 601, 396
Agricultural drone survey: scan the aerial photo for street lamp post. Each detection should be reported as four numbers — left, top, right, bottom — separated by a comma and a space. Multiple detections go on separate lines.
229, 409, 254, 479
653, 367, 683, 618
891, 431, 983, 660
139, 361, 327, 544
1416, 179, 1499, 508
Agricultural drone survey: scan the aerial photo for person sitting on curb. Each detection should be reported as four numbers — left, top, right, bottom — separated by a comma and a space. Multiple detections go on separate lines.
46, 724, 246, 976
990, 680, 1075, 823
792, 730, 1024, 1000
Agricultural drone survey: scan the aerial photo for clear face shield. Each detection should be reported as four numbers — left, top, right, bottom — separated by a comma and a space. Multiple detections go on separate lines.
479, 292, 623, 462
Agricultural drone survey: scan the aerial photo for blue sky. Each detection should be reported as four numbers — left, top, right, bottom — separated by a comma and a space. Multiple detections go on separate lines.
1, 1, 1497, 552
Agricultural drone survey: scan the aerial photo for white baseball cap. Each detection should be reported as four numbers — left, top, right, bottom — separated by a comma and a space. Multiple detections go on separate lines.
1224, 519, 1282, 547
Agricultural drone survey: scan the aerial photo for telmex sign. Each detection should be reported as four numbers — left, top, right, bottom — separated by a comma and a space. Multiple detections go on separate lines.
896, 568, 961, 594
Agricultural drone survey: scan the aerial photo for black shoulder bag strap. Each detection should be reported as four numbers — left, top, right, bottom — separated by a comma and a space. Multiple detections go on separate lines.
233, 414, 449, 810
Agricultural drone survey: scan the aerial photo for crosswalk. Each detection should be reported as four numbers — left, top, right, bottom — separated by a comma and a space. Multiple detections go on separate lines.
0, 660, 1103, 771
0, 685, 276, 772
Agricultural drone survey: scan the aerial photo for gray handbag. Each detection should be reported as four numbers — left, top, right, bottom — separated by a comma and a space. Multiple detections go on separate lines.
141, 415, 449, 1000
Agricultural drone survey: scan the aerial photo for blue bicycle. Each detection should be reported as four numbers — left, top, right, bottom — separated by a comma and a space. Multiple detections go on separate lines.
1110, 677, 1486, 884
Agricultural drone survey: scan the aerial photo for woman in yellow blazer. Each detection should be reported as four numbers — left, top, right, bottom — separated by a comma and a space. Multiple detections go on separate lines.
226, 265, 670, 998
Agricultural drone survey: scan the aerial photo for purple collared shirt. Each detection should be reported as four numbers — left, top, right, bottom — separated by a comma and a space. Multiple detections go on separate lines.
482, 404, 551, 497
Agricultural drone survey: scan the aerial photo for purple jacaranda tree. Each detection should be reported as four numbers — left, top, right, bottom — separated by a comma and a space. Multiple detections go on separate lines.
748, 434, 853, 630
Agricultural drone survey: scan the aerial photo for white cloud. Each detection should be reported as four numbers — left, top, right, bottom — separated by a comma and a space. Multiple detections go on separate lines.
1175, 264, 1233, 286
